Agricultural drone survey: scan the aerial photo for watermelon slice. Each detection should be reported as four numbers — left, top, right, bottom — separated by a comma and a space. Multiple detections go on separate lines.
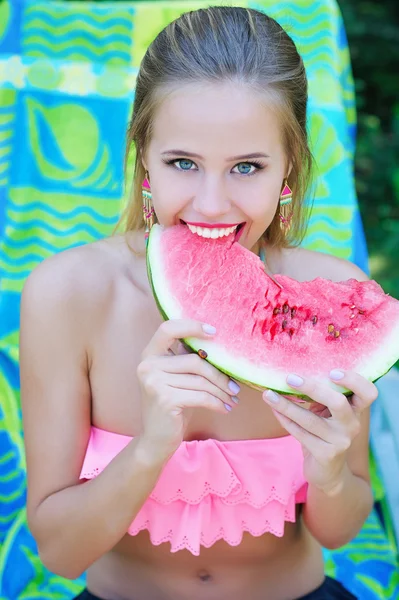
147, 224, 399, 395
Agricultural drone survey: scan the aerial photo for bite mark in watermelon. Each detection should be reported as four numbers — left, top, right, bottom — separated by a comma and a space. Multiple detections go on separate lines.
147, 224, 399, 396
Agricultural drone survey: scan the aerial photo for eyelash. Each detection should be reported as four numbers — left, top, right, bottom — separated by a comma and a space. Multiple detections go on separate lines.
162, 158, 265, 176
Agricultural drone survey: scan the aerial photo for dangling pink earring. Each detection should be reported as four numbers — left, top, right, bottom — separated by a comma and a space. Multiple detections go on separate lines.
279, 179, 293, 233
142, 172, 155, 243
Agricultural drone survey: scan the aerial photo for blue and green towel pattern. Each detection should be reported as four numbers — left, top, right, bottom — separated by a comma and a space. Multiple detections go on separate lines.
0, 0, 397, 598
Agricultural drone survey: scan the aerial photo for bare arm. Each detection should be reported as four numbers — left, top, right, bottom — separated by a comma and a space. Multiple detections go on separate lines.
20, 253, 167, 580
302, 408, 373, 549
21, 250, 235, 579
304, 259, 375, 547
266, 256, 375, 548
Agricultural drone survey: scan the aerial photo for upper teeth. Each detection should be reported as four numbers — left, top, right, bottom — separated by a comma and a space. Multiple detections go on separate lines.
187, 224, 237, 238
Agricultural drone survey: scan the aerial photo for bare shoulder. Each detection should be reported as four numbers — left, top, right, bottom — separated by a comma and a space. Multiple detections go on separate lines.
20, 235, 142, 528
281, 246, 369, 283
22, 234, 137, 315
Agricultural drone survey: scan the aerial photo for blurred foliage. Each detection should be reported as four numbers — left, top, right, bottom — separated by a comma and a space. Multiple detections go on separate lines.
338, 0, 399, 298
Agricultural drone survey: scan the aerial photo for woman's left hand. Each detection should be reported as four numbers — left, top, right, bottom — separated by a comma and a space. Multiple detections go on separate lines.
263, 370, 378, 496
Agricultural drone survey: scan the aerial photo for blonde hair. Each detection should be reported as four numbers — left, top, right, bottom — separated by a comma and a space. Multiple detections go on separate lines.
115, 6, 313, 249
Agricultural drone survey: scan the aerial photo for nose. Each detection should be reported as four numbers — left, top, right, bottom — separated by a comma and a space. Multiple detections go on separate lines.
191, 175, 231, 218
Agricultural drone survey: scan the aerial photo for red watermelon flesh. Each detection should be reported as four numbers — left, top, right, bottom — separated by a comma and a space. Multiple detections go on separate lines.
147, 224, 399, 395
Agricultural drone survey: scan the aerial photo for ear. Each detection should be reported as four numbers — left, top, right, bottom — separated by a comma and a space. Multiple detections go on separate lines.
138, 147, 148, 172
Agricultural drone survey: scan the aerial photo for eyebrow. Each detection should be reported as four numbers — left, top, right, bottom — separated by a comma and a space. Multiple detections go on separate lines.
161, 150, 270, 161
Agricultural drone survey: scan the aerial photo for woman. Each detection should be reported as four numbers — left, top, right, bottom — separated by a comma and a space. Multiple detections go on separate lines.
20, 7, 377, 600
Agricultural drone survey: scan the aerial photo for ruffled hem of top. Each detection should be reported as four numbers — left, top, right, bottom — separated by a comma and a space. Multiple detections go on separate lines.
80, 427, 308, 555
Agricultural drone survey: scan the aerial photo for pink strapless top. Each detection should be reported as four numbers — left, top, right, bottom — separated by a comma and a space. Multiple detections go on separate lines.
80, 426, 308, 556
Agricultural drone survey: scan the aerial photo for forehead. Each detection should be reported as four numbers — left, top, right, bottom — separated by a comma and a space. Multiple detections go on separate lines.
150, 82, 283, 154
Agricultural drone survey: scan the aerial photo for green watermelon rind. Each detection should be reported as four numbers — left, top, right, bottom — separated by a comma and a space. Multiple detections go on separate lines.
147, 254, 303, 394
147, 224, 399, 398
146, 227, 319, 398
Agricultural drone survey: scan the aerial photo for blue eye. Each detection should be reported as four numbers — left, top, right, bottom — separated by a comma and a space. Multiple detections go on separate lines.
235, 163, 253, 175
174, 159, 195, 171
163, 158, 265, 175
233, 162, 265, 175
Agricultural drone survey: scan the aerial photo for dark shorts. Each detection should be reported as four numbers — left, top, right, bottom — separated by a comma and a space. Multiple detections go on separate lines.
74, 576, 357, 599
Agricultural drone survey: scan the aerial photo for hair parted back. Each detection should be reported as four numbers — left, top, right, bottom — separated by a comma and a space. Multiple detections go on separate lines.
117, 5, 313, 248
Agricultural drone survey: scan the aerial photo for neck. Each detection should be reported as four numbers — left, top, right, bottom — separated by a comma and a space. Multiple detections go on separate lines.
251, 238, 266, 261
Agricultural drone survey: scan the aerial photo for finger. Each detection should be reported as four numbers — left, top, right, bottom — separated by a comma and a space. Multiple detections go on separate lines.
264, 390, 335, 442
172, 387, 234, 415
168, 373, 238, 408
329, 369, 378, 412
270, 407, 327, 454
142, 319, 216, 358
285, 374, 355, 424
156, 353, 241, 397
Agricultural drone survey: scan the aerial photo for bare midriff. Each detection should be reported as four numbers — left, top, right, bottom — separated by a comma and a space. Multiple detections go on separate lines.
86, 525, 325, 600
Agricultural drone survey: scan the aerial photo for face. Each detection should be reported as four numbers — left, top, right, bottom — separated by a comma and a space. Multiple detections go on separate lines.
143, 82, 289, 253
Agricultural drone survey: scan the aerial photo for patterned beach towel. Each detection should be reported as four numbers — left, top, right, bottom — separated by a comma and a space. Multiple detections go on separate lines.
0, 0, 397, 598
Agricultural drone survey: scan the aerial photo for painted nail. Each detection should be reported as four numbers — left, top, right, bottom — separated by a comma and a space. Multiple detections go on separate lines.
330, 369, 345, 381
287, 374, 304, 387
228, 380, 241, 394
224, 403, 232, 412
265, 390, 280, 404
232, 396, 239, 404
202, 324, 216, 335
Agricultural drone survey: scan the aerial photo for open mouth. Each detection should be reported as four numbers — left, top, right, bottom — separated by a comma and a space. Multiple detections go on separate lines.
180, 220, 245, 242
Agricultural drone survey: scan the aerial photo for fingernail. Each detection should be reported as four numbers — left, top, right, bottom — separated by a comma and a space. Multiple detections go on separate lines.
202, 324, 216, 335
228, 380, 240, 394
287, 374, 304, 387
224, 403, 232, 412
232, 396, 239, 404
264, 390, 280, 404
330, 369, 345, 381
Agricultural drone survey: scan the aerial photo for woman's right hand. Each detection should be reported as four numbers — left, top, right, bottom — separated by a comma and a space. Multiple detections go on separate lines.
136, 319, 240, 461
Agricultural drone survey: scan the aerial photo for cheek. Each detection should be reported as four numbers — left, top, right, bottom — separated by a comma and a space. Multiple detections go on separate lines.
151, 182, 188, 224
233, 175, 281, 218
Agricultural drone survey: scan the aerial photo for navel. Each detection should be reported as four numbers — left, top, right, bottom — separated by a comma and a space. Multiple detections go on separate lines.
197, 569, 213, 583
